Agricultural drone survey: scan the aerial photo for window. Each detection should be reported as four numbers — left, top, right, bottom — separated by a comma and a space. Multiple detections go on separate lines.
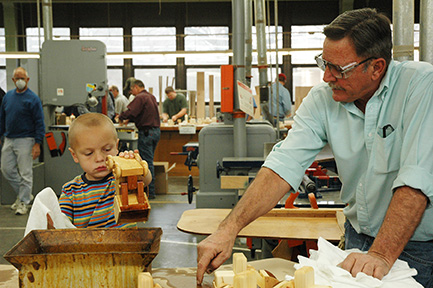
185, 27, 229, 65
0, 28, 5, 90
0, 28, 5, 66
132, 27, 176, 66
0, 70, 6, 93
186, 68, 221, 102
291, 25, 325, 64
26, 27, 70, 52
107, 69, 123, 94
79, 28, 123, 66
250, 67, 281, 90
251, 26, 283, 64
292, 67, 323, 101
134, 68, 175, 102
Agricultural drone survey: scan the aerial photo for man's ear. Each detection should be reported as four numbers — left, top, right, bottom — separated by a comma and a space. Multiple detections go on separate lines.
371, 58, 387, 81
69, 147, 79, 163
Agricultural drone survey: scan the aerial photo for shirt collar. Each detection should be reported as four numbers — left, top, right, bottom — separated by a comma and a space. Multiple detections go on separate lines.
371, 60, 394, 101
340, 60, 395, 116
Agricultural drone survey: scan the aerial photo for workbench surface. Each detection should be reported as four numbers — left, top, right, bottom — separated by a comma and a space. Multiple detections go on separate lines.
0, 258, 295, 288
177, 208, 345, 241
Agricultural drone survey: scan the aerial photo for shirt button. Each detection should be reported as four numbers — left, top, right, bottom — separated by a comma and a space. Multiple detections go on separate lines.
368, 132, 372, 137
359, 183, 363, 187
360, 207, 363, 211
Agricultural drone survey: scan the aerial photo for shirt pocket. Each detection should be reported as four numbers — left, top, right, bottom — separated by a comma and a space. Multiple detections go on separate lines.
373, 129, 401, 174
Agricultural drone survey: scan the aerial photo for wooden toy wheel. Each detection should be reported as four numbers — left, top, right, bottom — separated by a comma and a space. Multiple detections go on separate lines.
114, 165, 122, 179
106, 156, 114, 170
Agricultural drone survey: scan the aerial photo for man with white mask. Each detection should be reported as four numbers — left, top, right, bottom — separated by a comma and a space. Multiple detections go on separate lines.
0, 67, 45, 215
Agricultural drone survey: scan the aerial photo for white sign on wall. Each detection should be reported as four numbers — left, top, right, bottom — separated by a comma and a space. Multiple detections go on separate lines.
237, 81, 254, 116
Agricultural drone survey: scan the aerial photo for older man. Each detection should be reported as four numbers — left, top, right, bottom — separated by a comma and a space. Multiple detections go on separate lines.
196, 8, 433, 287
109, 85, 129, 118
118, 79, 160, 199
0, 67, 45, 215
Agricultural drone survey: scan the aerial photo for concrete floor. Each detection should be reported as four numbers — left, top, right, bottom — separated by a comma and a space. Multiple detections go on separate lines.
0, 176, 258, 269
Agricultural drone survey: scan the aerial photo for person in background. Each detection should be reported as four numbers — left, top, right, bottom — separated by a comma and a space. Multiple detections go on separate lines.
270, 73, 292, 122
161, 86, 188, 123
119, 80, 160, 199
0, 67, 45, 215
110, 85, 129, 119
59, 113, 137, 228
196, 8, 433, 287
123, 77, 137, 103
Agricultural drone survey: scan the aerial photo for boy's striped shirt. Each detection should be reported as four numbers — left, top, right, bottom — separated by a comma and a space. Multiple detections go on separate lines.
59, 173, 135, 228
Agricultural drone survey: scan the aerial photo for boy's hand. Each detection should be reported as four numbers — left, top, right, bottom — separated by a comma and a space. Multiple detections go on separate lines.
119, 150, 140, 159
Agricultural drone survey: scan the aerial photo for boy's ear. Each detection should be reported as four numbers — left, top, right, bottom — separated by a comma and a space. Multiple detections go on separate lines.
69, 147, 79, 163
116, 139, 119, 155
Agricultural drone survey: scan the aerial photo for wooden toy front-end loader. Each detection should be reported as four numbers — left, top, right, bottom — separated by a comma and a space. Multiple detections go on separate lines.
106, 153, 152, 224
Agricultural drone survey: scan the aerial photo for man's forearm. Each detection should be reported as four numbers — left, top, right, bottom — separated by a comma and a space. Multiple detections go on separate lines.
176, 108, 187, 119
218, 167, 291, 236
369, 186, 428, 264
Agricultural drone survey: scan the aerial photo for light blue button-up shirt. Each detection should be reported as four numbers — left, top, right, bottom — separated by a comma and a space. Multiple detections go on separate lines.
264, 60, 433, 241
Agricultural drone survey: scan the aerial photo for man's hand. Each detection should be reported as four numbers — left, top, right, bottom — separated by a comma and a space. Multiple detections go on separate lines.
32, 143, 41, 160
196, 230, 236, 284
118, 118, 129, 126
161, 113, 169, 123
171, 115, 178, 122
340, 251, 392, 280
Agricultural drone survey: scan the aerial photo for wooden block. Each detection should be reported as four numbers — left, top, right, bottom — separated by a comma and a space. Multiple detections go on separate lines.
294, 266, 314, 288
295, 86, 313, 114
189, 91, 196, 118
137, 181, 145, 204
233, 270, 256, 288
220, 176, 251, 189
108, 156, 144, 177
214, 270, 235, 287
114, 196, 121, 223
159, 76, 163, 114
196, 72, 205, 119
127, 175, 138, 190
209, 75, 214, 118
258, 270, 280, 288
138, 272, 153, 288
121, 182, 129, 206
233, 253, 247, 274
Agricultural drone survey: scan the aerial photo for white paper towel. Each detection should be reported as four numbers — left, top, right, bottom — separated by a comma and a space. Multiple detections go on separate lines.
24, 187, 76, 236
294, 237, 423, 288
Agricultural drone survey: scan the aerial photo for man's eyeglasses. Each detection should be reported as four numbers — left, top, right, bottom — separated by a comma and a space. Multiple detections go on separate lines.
315, 53, 376, 79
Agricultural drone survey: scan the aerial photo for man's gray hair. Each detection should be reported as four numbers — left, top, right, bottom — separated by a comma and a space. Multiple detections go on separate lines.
324, 8, 392, 65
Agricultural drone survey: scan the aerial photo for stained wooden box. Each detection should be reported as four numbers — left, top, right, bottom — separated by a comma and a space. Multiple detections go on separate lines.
4, 228, 162, 287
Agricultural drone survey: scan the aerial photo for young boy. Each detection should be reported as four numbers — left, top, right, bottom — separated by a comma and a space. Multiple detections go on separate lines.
59, 113, 135, 228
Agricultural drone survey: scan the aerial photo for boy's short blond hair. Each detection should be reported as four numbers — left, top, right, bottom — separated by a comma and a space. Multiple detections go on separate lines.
68, 113, 117, 149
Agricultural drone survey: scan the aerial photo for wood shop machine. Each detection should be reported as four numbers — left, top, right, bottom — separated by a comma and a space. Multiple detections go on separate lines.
41, 39, 109, 194
194, 65, 276, 209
